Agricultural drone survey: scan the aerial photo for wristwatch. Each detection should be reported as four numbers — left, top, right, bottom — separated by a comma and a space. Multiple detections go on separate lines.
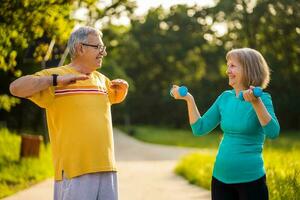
52, 74, 58, 86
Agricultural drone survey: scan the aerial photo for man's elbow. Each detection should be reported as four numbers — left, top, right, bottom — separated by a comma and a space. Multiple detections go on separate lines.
9, 81, 27, 98
9, 81, 19, 97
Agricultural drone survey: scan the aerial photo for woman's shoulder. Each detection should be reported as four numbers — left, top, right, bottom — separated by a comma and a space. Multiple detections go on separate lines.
219, 89, 235, 98
260, 91, 273, 103
214, 90, 235, 104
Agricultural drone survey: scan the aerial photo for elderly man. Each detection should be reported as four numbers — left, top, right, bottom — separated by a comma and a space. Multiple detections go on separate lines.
10, 26, 128, 200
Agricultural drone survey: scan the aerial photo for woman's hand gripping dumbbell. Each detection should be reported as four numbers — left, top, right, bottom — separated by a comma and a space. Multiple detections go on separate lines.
170, 85, 189, 98
239, 86, 263, 101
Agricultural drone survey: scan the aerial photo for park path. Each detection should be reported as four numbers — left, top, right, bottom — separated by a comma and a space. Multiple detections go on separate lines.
3, 129, 211, 200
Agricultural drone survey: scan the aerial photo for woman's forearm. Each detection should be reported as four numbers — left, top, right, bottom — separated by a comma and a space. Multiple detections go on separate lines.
252, 98, 271, 126
186, 94, 201, 124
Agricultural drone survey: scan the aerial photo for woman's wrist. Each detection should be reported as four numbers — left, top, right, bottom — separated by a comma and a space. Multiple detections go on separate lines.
185, 93, 194, 103
251, 97, 262, 106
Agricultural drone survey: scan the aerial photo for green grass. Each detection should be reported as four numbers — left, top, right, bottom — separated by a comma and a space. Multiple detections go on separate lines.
119, 125, 222, 149
120, 125, 300, 200
0, 128, 53, 198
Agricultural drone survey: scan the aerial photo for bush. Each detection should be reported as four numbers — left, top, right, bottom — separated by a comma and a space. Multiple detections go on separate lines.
0, 128, 53, 198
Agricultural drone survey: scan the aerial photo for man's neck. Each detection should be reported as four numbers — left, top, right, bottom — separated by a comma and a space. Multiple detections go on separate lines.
69, 60, 94, 75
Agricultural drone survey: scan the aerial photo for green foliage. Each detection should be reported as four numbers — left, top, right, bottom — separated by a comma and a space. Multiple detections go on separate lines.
0, 128, 53, 198
265, 149, 300, 199
175, 152, 215, 190
0, 0, 74, 73
0, 0, 137, 132
0, 129, 20, 165
0, 0, 76, 112
2, 0, 300, 130
208, 0, 300, 128
0, 95, 20, 112
119, 125, 222, 149
110, 1, 300, 129
116, 5, 227, 126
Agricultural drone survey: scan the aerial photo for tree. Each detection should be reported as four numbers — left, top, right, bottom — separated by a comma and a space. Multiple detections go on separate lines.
0, 0, 75, 112
116, 5, 227, 126
209, 0, 300, 129
0, 0, 137, 131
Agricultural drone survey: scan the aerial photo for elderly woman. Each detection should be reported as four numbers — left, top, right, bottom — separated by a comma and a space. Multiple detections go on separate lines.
171, 48, 280, 200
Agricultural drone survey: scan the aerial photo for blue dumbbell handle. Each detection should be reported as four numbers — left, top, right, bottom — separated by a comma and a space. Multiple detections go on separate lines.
239, 87, 263, 101
170, 86, 188, 97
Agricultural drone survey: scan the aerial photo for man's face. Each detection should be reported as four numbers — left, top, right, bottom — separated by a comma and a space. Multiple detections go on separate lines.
80, 33, 107, 70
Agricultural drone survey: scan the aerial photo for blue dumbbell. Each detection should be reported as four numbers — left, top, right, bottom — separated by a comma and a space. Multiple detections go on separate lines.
178, 86, 188, 96
170, 86, 189, 97
239, 87, 263, 101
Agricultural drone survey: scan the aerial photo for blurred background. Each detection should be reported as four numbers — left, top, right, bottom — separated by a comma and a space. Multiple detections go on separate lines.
1, 0, 300, 134
0, 0, 300, 199
1, 0, 299, 133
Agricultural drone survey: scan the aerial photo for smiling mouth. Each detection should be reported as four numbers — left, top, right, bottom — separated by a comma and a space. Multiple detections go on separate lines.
96, 57, 103, 62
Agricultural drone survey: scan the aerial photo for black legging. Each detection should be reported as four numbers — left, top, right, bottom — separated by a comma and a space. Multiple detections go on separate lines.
211, 175, 269, 200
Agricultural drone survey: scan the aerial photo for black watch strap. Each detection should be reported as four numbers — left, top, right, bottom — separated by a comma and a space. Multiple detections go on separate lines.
52, 74, 58, 86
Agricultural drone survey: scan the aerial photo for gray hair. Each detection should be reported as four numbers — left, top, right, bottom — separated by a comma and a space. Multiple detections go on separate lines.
67, 26, 103, 59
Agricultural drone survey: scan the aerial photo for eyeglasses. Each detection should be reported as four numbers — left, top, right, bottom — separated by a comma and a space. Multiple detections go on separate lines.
81, 43, 106, 53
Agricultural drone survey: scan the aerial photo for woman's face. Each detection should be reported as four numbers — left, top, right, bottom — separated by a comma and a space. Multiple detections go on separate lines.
226, 55, 244, 90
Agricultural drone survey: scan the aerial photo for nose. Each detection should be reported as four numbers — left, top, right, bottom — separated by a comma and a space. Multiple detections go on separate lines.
226, 67, 230, 75
100, 49, 107, 57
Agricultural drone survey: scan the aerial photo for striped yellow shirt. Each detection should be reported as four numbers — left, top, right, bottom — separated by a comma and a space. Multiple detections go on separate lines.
28, 65, 123, 180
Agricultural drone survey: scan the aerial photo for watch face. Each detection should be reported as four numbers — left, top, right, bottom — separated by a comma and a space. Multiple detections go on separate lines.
52, 74, 58, 86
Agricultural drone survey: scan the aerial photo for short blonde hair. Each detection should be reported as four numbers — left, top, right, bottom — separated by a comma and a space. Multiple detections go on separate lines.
226, 48, 270, 89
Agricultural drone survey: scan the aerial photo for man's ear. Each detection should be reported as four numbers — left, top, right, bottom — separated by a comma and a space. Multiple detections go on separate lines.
75, 43, 84, 56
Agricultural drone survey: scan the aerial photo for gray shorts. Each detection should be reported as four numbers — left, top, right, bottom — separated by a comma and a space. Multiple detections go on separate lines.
54, 171, 118, 200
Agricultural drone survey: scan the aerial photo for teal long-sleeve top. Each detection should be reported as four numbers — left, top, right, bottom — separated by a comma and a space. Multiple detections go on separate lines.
191, 90, 280, 184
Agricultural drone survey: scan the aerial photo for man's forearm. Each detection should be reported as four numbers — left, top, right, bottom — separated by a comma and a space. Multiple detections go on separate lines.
10, 75, 52, 98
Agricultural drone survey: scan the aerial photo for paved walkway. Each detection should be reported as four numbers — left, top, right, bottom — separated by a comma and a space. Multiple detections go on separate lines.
3, 129, 211, 200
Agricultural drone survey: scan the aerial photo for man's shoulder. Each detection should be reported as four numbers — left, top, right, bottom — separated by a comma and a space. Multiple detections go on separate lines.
46, 65, 70, 74
93, 71, 109, 80
34, 65, 70, 76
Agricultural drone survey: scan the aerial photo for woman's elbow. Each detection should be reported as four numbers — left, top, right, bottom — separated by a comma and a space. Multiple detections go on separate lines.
267, 126, 280, 140
192, 131, 202, 137
191, 127, 207, 137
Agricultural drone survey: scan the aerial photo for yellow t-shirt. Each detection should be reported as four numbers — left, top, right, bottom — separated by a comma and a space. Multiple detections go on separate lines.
28, 65, 121, 181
